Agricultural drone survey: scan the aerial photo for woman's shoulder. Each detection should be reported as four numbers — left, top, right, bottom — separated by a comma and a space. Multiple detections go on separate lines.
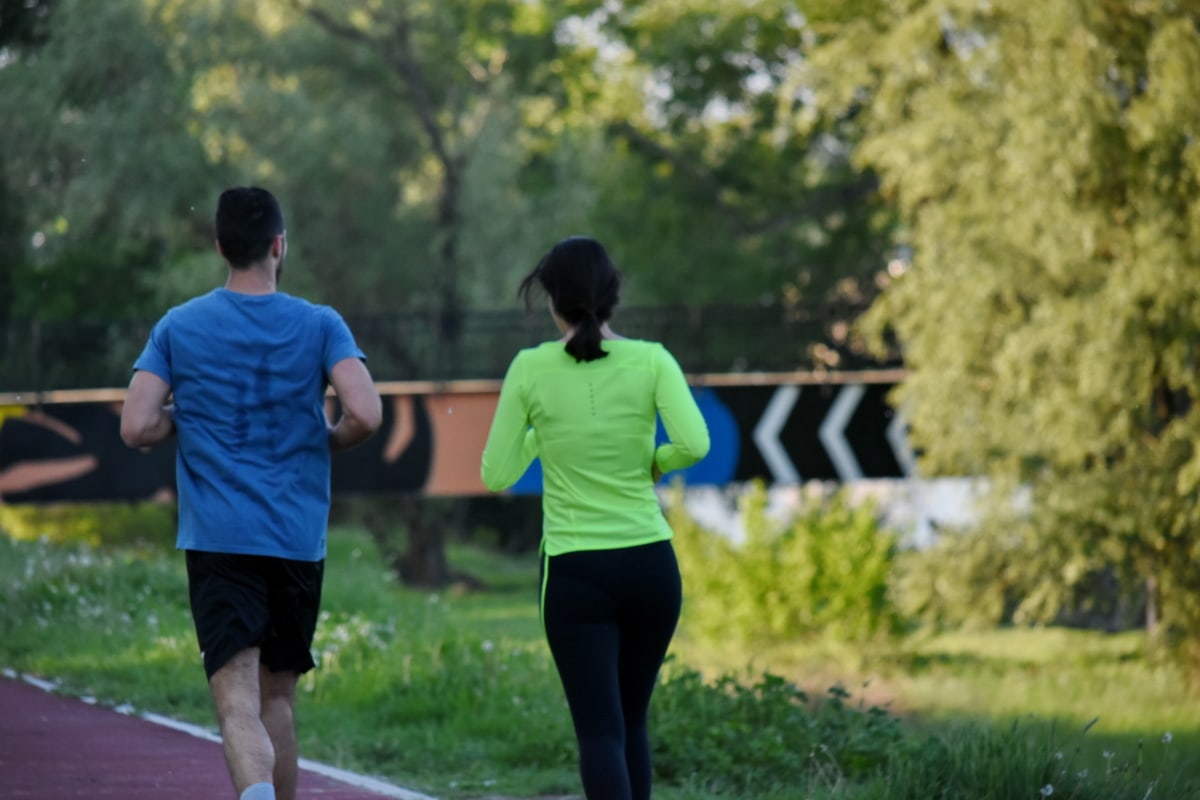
605, 338, 678, 361
604, 337, 666, 352
517, 341, 566, 359
505, 341, 563, 374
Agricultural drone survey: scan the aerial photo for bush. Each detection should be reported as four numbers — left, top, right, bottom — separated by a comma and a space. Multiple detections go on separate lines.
887, 520, 1149, 634
0, 502, 176, 550
669, 481, 903, 646
651, 664, 905, 795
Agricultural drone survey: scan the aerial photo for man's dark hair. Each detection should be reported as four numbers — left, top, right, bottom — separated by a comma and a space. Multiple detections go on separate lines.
215, 187, 285, 268
518, 236, 622, 363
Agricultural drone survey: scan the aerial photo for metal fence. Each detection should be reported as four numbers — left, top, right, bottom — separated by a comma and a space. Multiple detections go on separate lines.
0, 302, 894, 392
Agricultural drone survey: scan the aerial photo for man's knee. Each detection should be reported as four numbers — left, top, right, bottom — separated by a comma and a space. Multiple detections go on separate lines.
259, 667, 298, 699
210, 648, 262, 718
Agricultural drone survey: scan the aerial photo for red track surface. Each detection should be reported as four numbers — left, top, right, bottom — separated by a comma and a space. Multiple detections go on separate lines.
0, 676, 430, 800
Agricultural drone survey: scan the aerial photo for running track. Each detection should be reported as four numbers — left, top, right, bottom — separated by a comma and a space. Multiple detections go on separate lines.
0, 673, 436, 800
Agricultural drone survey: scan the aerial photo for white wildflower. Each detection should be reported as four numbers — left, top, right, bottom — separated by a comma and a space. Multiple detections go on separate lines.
1163, 732, 1172, 744
1040, 785, 1054, 797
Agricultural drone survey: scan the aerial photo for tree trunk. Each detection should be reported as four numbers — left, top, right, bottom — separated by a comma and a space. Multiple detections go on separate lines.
295, 3, 473, 591
398, 495, 450, 588
360, 495, 481, 590
1145, 574, 1160, 638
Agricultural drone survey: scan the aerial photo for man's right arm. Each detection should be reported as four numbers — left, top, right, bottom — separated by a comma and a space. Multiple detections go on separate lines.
327, 357, 382, 452
120, 370, 176, 448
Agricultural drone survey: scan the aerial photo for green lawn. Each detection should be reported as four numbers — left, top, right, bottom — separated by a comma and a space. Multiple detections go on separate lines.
1, 526, 1196, 799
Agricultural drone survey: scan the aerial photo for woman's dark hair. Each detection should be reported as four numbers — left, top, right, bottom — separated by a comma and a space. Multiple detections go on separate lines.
215, 186, 285, 268
518, 236, 622, 363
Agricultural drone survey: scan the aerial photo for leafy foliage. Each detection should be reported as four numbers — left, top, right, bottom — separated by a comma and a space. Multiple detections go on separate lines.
652, 669, 904, 795
0, 501, 177, 549
806, 0, 1200, 671
670, 481, 903, 645
576, 0, 896, 308
889, 510, 1148, 633
0, 0, 892, 323
0, 0, 221, 322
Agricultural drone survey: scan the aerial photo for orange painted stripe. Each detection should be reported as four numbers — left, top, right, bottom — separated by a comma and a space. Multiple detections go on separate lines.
0, 368, 907, 407
421, 394, 501, 496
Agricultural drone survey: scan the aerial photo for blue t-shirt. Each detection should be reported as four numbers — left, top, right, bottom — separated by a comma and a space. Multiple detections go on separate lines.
133, 289, 365, 561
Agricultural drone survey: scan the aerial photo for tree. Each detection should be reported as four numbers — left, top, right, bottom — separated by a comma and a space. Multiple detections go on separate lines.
0, 0, 223, 323
0, 0, 905, 588
0, 0, 54, 318
281, 1, 565, 323
807, 0, 1200, 669
572, 0, 895, 311
266, 0, 587, 587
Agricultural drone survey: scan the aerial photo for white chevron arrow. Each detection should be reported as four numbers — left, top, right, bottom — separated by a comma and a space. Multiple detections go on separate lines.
818, 384, 865, 482
752, 385, 800, 484
887, 408, 916, 477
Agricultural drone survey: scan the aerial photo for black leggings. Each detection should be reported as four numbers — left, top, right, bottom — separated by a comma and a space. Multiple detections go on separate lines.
541, 540, 682, 800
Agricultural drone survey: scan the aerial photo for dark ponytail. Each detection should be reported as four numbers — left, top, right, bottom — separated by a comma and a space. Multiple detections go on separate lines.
566, 311, 606, 362
517, 237, 622, 363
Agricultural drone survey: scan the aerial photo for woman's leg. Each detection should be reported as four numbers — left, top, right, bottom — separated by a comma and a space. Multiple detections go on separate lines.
617, 541, 682, 800
543, 552, 632, 800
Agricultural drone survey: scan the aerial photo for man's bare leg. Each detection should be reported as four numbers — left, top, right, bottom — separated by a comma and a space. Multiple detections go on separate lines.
259, 665, 300, 800
210, 648, 275, 796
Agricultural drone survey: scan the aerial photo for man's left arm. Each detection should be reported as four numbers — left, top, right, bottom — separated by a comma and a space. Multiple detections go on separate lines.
120, 370, 176, 448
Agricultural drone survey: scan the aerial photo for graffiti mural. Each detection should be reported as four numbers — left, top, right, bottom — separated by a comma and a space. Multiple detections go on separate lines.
0, 379, 913, 504
0, 404, 175, 503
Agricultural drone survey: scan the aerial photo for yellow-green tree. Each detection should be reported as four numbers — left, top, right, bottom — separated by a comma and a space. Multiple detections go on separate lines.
808, 0, 1200, 667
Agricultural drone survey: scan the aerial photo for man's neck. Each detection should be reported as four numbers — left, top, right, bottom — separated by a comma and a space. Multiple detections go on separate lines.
224, 264, 277, 295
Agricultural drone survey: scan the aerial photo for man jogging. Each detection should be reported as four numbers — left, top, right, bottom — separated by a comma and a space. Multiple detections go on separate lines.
120, 186, 382, 800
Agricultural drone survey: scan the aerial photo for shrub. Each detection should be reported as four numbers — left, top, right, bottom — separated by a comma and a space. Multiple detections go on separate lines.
651, 663, 905, 795
669, 481, 903, 646
0, 502, 176, 549
887, 519, 1150, 634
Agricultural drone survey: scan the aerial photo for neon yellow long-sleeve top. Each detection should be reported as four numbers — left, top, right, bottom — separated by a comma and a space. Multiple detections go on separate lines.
481, 339, 711, 556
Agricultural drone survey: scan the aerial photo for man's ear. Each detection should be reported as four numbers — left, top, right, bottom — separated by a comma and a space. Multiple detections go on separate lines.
272, 233, 286, 258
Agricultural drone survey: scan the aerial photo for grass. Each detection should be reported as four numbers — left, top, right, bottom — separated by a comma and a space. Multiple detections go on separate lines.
672, 627, 1198, 796
1, 526, 1197, 800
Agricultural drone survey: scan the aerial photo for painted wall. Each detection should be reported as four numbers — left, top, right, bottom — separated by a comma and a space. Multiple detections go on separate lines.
0, 380, 912, 504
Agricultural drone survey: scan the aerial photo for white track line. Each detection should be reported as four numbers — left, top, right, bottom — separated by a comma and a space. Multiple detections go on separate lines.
4, 668, 438, 800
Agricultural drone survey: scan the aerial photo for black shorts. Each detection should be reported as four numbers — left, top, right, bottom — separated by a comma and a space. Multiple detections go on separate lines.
185, 550, 324, 680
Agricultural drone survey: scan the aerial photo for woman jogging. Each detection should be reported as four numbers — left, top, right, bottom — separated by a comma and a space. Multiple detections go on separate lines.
481, 236, 710, 800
